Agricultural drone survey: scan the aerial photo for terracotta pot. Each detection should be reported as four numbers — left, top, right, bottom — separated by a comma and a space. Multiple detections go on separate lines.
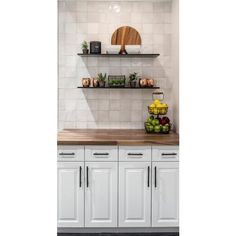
139, 78, 147, 87
82, 78, 91, 87
147, 79, 154, 87
92, 78, 99, 87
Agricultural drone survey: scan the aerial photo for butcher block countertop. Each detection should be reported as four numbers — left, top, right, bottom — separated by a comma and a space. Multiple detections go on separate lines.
57, 129, 179, 146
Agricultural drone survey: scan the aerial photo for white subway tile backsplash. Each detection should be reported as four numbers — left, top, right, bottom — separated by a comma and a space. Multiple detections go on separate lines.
88, 23, 99, 34
98, 111, 109, 122
77, 12, 87, 23
109, 100, 121, 111
76, 1, 87, 12
131, 100, 143, 111
98, 100, 109, 110
65, 23, 77, 34
109, 111, 120, 122
58, 0, 174, 130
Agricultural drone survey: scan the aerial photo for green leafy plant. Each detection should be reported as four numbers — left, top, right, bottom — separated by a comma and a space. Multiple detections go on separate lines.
129, 72, 138, 82
81, 41, 88, 50
97, 73, 107, 82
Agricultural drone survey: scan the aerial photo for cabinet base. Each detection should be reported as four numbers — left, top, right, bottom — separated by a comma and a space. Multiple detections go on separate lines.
57, 227, 179, 234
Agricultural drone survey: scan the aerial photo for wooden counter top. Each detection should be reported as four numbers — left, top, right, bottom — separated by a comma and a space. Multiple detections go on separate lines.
57, 129, 179, 146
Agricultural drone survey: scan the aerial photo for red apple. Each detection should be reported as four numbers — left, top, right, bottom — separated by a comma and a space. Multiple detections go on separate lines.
160, 116, 170, 125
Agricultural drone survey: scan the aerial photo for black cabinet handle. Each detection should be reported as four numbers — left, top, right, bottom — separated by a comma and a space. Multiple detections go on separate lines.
147, 166, 150, 187
79, 166, 82, 188
161, 153, 177, 156
93, 153, 109, 156
59, 152, 75, 156
86, 166, 89, 188
127, 153, 143, 156
154, 166, 157, 188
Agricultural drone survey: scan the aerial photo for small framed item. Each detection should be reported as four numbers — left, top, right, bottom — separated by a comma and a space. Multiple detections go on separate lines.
90, 41, 101, 54
108, 75, 126, 88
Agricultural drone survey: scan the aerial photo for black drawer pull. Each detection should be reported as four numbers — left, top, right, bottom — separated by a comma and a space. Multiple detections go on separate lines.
154, 166, 157, 188
86, 166, 89, 188
147, 166, 150, 187
93, 153, 109, 156
59, 152, 75, 156
79, 166, 82, 188
161, 153, 177, 156
128, 153, 143, 156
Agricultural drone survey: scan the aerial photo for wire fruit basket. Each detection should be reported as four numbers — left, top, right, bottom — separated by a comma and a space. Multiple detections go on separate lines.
148, 106, 168, 115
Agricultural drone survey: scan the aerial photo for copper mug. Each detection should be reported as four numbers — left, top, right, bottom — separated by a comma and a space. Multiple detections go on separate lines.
82, 78, 91, 87
92, 78, 99, 87
139, 78, 147, 87
147, 79, 154, 87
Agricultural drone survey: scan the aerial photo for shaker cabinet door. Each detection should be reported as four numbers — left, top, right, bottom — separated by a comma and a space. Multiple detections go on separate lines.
119, 162, 151, 227
85, 162, 118, 227
152, 162, 179, 227
57, 162, 84, 227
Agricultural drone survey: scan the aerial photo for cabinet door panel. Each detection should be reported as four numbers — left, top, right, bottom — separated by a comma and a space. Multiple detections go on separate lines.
57, 162, 84, 227
119, 162, 151, 227
85, 162, 117, 227
152, 162, 179, 227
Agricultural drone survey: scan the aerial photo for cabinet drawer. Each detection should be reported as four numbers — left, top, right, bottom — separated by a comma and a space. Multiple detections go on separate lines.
152, 146, 179, 162
119, 146, 151, 162
57, 146, 84, 162
85, 146, 118, 161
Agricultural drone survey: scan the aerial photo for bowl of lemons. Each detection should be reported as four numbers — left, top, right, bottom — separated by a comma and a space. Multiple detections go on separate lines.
148, 99, 168, 115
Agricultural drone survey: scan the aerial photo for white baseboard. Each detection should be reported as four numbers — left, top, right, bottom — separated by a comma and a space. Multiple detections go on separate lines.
57, 227, 179, 233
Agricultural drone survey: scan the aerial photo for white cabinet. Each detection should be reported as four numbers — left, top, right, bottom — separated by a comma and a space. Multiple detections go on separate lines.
57, 162, 84, 227
152, 162, 179, 227
119, 162, 151, 227
57, 145, 179, 229
85, 162, 117, 227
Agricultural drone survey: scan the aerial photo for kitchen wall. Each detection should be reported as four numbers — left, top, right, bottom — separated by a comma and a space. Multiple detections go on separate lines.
58, 0, 178, 130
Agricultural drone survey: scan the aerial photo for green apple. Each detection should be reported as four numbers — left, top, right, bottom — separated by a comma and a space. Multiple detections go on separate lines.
146, 117, 153, 124
149, 125, 154, 132
151, 119, 159, 126
162, 125, 169, 133
154, 125, 161, 133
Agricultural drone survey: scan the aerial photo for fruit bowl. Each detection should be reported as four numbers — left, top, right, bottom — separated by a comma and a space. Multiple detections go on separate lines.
148, 106, 168, 115
144, 122, 171, 134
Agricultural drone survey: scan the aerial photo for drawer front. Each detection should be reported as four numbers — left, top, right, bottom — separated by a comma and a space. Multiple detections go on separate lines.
119, 146, 151, 162
85, 146, 118, 161
152, 146, 179, 162
57, 146, 84, 162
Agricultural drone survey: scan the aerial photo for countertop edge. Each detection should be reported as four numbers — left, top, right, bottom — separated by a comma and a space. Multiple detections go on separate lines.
57, 140, 179, 146
57, 129, 179, 146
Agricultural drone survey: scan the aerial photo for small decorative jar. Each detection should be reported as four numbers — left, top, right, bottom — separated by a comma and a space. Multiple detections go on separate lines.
92, 78, 99, 87
82, 78, 91, 87
139, 78, 147, 87
147, 79, 154, 87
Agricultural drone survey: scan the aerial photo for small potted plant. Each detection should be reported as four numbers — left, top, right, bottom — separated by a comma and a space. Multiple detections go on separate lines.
97, 73, 107, 87
129, 72, 138, 88
81, 40, 89, 54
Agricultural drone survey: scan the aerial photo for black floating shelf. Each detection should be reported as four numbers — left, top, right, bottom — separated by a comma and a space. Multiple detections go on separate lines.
77, 86, 160, 89
77, 53, 160, 58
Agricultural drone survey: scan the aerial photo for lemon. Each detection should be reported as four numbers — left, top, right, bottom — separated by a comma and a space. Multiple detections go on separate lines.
154, 99, 161, 105
150, 104, 155, 108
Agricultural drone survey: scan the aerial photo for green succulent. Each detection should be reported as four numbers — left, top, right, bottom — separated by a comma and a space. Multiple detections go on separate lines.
81, 40, 88, 50
97, 73, 107, 82
129, 72, 138, 82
